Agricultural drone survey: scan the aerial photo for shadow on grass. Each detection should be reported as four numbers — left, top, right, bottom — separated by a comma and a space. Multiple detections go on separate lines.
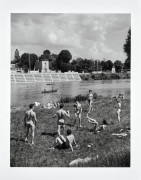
10, 137, 25, 142
65, 123, 73, 127
41, 132, 58, 137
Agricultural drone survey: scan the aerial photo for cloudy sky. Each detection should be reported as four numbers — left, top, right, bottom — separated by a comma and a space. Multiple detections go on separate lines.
11, 13, 130, 62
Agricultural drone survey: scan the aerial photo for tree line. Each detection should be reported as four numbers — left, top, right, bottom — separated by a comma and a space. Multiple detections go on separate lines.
11, 28, 131, 73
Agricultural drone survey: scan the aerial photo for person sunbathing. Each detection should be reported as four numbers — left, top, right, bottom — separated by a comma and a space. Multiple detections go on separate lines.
53, 129, 78, 152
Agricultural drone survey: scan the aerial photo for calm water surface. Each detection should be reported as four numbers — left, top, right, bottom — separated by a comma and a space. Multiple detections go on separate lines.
11, 79, 130, 107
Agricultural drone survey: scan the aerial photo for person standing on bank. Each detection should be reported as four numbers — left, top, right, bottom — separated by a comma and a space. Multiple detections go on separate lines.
74, 100, 82, 128
53, 104, 70, 136
24, 104, 37, 145
87, 90, 94, 113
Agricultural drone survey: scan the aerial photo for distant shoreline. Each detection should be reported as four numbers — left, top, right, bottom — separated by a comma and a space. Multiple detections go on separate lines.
79, 72, 130, 81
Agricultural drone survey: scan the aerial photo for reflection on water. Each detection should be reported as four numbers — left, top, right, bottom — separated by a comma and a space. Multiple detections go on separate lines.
11, 79, 130, 107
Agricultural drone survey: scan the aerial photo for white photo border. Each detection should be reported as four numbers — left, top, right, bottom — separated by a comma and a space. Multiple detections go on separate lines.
0, 0, 141, 180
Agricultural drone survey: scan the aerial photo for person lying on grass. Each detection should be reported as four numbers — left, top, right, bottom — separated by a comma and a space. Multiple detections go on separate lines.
24, 103, 37, 145
86, 114, 98, 132
53, 129, 78, 151
53, 103, 70, 136
74, 100, 82, 128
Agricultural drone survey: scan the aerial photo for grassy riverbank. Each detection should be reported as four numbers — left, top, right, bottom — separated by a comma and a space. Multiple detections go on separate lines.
80, 72, 130, 80
10, 95, 130, 167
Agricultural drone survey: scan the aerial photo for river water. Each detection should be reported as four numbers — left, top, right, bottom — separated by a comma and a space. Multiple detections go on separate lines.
11, 79, 130, 107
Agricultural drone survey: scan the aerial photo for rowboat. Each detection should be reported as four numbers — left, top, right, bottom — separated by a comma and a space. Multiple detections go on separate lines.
42, 89, 58, 93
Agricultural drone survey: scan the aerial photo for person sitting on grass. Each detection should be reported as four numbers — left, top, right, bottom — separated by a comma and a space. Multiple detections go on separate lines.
97, 119, 108, 132
86, 113, 98, 133
53, 104, 70, 136
54, 129, 78, 152
74, 100, 82, 128
24, 103, 37, 145
118, 94, 124, 100
47, 101, 54, 109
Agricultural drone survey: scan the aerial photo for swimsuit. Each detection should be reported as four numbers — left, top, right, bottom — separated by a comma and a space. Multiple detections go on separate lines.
74, 104, 82, 114
57, 110, 65, 126
25, 111, 36, 127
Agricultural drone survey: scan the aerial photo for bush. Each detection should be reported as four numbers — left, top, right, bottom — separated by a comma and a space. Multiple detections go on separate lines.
60, 93, 98, 103
80, 74, 91, 80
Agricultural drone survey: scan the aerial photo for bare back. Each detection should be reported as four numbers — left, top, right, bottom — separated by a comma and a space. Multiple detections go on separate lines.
66, 134, 75, 145
25, 109, 36, 123
88, 93, 93, 100
56, 109, 66, 120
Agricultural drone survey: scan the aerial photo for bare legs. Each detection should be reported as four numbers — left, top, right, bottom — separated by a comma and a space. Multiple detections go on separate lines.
58, 124, 65, 136
74, 113, 82, 128
117, 109, 121, 123
25, 123, 35, 145
88, 100, 93, 114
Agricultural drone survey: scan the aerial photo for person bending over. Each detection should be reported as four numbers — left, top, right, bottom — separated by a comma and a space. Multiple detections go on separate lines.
53, 104, 70, 136
55, 129, 77, 151
86, 113, 98, 132
24, 104, 37, 145
74, 101, 82, 128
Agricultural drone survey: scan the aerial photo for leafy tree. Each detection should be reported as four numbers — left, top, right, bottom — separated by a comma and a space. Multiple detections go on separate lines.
21, 53, 38, 70
11, 49, 21, 64
106, 60, 113, 71
123, 28, 131, 69
14, 49, 20, 61
56, 50, 72, 71
94, 60, 101, 71
49, 59, 58, 71
124, 58, 130, 70
114, 60, 123, 73
101, 60, 108, 71
61, 63, 71, 72
49, 53, 58, 62
100, 60, 105, 71
39, 49, 51, 61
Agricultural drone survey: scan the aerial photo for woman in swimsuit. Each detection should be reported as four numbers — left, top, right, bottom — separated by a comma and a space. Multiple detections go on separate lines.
74, 101, 82, 128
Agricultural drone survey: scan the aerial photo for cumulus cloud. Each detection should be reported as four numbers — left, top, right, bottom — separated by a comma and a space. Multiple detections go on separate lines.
11, 13, 130, 61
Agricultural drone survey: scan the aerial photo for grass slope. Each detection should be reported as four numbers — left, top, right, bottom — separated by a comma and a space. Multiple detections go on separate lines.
10, 96, 130, 167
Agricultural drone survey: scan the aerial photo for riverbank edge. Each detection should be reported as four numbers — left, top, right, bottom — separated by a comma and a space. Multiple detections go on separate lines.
79, 72, 130, 81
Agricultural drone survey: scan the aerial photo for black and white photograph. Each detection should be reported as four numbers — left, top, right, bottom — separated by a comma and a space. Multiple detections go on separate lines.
10, 13, 131, 167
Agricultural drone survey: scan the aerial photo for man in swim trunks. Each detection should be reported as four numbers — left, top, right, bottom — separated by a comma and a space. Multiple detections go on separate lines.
55, 129, 77, 151
87, 90, 94, 113
24, 104, 37, 145
53, 104, 70, 136
74, 101, 82, 128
